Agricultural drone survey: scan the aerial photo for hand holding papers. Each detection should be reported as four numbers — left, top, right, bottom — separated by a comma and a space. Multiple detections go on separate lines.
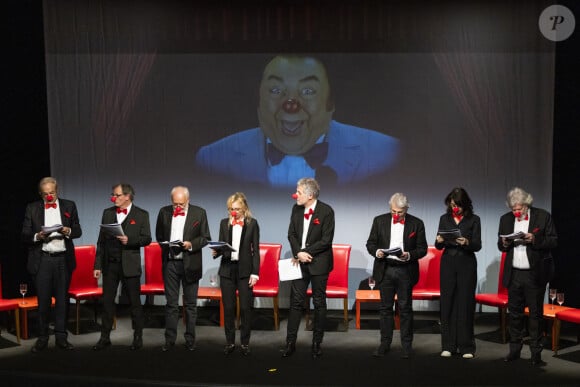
437, 229, 462, 242
206, 241, 237, 252
160, 240, 184, 247
379, 247, 409, 262
278, 258, 302, 281
100, 223, 125, 237
41, 224, 63, 234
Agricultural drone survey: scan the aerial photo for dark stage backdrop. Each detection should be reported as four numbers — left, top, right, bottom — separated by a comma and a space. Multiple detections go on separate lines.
39, 0, 558, 310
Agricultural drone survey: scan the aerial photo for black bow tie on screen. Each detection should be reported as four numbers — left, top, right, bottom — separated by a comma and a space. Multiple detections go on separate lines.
266, 142, 329, 169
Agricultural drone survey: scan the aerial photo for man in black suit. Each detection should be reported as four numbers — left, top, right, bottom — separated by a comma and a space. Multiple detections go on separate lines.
92, 183, 152, 351
155, 186, 210, 351
498, 187, 557, 366
21, 177, 82, 352
282, 177, 335, 359
366, 192, 427, 358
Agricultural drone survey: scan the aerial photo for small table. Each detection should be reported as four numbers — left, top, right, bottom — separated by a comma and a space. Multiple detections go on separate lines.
197, 287, 224, 327
18, 296, 55, 340
525, 303, 571, 351
355, 290, 400, 330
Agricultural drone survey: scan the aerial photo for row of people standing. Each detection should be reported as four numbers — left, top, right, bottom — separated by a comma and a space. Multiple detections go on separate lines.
366, 186, 556, 367
21, 177, 557, 366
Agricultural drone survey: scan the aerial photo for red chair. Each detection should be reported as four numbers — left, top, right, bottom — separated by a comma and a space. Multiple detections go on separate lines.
553, 308, 580, 354
412, 246, 442, 301
141, 242, 165, 303
305, 244, 351, 330
475, 252, 508, 343
252, 243, 282, 330
0, 265, 21, 344
68, 245, 102, 334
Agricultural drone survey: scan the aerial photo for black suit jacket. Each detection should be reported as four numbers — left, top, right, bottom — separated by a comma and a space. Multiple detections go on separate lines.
215, 217, 260, 279
366, 213, 428, 286
155, 204, 210, 282
94, 205, 152, 277
288, 200, 335, 276
497, 207, 557, 287
21, 198, 82, 275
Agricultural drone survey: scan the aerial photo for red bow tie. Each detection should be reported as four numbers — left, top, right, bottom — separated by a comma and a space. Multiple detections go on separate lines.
393, 218, 405, 225
116, 208, 127, 214
453, 214, 463, 222
45, 203, 57, 209
516, 215, 528, 221
173, 208, 185, 217
304, 208, 314, 220
514, 212, 528, 221
232, 219, 244, 226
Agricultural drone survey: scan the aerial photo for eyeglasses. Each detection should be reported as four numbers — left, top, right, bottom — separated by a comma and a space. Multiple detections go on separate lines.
229, 208, 243, 212
110, 193, 124, 198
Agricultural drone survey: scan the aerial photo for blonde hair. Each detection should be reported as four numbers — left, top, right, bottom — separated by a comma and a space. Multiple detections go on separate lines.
227, 192, 252, 221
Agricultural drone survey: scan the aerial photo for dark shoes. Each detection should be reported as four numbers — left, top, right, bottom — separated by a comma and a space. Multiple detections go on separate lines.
241, 344, 251, 356
130, 335, 143, 350
373, 343, 391, 357
281, 342, 296, 357
224, 344, 236, 355
531, 353, 546, 366
92, 337, 112, 351
161, 341, 175, 352
31, 339, 48, 353
55, 339, 74, 350
184, 340, 196, 351
311, 342, 323, 359
503, 350, 521, 362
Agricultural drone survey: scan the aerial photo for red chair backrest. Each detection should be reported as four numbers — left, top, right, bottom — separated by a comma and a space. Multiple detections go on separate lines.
497, 252, 508, 295
0, 264, 3, 298
416, 246, 442, 290
144, 242, 164, 285
256, 243, 282, 288
70, 245, 97, 290
328, 244, 351, 288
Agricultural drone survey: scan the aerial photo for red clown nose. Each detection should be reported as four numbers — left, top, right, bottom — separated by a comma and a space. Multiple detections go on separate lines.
452, 207, 460, 215
110, 196, 117, 203
513, 211, 521, 218
45, 195, 54, 202
291, 193, 298, 199
230, 211, 237, 217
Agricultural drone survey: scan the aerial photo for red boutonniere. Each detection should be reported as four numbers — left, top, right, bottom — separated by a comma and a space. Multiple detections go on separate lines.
130, 219, 136, 225
409, 231, 416, 238
64, 212, 71, 218
532, 227, 540, 233
313, 218, 320, 225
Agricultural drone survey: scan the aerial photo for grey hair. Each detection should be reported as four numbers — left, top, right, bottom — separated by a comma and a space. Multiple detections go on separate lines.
171, 186, 190, 199
297, 177, 320, 199
506, 187, 533, 208
389, 192, 409, 209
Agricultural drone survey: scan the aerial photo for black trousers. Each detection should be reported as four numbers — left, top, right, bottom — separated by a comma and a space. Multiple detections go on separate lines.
220, 263, 254, 345
439, 253, 477, 354
101, 261, 144, 337
378, 265, 413, 350
507, 269, 545, 355
286, 267, 328, 344
35, 253, 69, 342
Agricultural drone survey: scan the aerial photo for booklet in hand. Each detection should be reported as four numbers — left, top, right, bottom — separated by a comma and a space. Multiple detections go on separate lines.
206, 241, 237, 252
160, 240, 184, 247
500, 231, 525, 240
437, 229, 462, 241
380, 247, 403, 257
100, 223, 125, 237
42, 224, 63, 234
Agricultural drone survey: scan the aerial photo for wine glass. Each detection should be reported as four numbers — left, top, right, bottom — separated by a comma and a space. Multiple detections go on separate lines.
557, 292, 565, 307
549, 288, 557, 309
19, 283, 28, 304
209, 274, 218, 287
368, 277, 376, 291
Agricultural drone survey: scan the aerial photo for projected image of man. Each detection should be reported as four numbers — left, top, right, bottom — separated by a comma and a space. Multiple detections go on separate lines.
195, 55, 399, 188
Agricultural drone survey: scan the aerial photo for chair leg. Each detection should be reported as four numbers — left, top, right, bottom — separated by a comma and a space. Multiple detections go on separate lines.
273, 296, 279, 330
236, 295, 240, 329
500, 307, 507, 344
343, 298, 349, 330
76, 300, 81, 335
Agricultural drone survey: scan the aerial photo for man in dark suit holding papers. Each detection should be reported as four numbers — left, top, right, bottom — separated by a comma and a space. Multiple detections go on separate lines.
93, 183, 151, 351
283, 177, 334, 358
156, 186, 210, 351
366, 192, 427, 358
498, 187, 557, 366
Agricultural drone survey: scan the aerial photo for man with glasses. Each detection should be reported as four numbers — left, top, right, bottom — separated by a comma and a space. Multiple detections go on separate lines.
366, 192, 427, 359
498, 187, 557, 366
93, 183, 151, 351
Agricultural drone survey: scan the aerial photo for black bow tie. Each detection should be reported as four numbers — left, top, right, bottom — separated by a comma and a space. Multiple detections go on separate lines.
266, 142, 329, 169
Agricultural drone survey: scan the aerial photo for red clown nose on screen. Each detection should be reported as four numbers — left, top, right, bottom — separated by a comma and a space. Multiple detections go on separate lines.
291, 193, 298, 199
